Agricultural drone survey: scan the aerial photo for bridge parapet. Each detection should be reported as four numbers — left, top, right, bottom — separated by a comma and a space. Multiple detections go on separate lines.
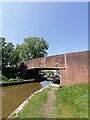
25, 54, 66, 69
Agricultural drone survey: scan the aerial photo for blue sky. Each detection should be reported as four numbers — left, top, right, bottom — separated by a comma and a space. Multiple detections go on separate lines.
2, 2, 88, 56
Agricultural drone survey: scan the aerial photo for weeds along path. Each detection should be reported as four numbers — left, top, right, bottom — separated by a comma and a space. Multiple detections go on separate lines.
41, 88, 56, 117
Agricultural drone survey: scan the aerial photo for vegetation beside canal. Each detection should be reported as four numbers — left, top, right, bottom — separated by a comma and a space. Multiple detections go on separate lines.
0, 75, 24, 83
53, 83, 88, 118
12, 83, 88, 118
12, 88, 49, 118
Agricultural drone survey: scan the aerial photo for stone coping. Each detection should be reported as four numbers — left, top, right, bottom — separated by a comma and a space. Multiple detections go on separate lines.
50, 83, 60, 88
0, 79, 35, 87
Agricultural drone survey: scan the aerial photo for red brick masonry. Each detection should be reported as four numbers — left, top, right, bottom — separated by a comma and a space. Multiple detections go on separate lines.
60, 51, 88, 86
25, 50, 89, 86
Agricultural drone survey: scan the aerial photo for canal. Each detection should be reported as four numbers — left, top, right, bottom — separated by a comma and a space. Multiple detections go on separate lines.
2, 80, 51, 118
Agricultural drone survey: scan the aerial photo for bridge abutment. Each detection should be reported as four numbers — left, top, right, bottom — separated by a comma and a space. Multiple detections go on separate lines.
60, 51, 88, 86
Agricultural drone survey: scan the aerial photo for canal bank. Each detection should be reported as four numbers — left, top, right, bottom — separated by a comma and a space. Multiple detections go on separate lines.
8, 85, 50, 118
2, 79, 52, 119
0, 76, 47, 87
10, 83, 88, 118
7, 83, 60, 118
0, 79, 35, 87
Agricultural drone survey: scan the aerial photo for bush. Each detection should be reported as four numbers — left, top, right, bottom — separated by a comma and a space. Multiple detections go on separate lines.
2, 67, 18, 79
0, 74, 23, 83
0, 74, 8, 82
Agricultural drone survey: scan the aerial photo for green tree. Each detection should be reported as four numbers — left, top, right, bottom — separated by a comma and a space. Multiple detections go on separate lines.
1, 36, 49, 79
0, 37, 2, 71
1, 38, 21, 78
17, 37, 49, 61
11, 45, 21, 67
1, 37, 8, 67
5, 42, 15, 66
1, 37, 20, 67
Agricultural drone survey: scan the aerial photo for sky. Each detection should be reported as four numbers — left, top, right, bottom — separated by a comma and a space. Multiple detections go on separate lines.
1, 2, 88, 56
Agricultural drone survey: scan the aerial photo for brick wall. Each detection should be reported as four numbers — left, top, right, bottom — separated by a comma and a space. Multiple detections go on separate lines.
25, 54, 65, 68
25, 50, 89, 86
60, 51, 88, 86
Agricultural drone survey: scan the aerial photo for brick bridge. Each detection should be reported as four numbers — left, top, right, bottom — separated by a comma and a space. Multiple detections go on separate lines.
24, 50, 88, 86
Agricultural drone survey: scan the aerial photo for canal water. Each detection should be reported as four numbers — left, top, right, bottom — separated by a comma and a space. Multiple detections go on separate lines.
2, 80, 51, 118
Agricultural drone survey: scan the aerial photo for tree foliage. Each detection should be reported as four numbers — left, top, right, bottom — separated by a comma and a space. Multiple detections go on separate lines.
1, 36, 49, 67
16, 37, 49, 61
1, 36, 49, 78
1, 37, 20, 68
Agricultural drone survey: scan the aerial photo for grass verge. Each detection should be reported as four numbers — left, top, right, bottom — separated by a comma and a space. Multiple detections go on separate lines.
12, 83, 88, 118
53, 83, 88, 118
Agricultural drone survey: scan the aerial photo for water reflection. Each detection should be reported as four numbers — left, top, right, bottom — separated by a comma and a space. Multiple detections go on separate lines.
40, 80, 52, 87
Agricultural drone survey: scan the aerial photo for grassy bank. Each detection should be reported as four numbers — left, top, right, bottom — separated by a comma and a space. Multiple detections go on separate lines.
12, 83, 88, 118
53, 83, 88, 118
0, 75, 24, 83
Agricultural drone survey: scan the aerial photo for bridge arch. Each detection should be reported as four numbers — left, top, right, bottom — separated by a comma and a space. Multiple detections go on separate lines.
24, 50, 88, 86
